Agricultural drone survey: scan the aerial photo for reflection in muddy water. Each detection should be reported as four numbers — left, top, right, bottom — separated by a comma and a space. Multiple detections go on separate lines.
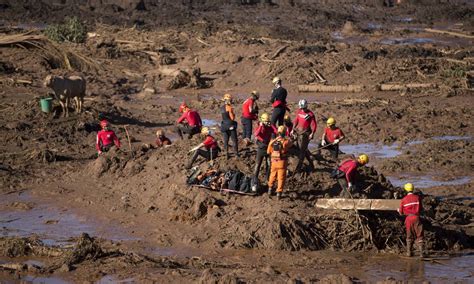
388, 175, 470, 189
202, 118, 219, 127
99, 275, 135, 283
338, 143, 402, 159
22, 275, 69, 284
432, 135, 472, 141
380, 37, 435, 45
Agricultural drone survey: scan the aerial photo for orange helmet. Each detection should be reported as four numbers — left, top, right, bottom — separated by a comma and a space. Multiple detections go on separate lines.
179, 102, 188, 113
100, 120, 109, 129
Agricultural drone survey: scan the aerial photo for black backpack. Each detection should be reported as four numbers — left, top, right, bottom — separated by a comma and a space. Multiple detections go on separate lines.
228, 171, 244, 190
239, 176, 251, 193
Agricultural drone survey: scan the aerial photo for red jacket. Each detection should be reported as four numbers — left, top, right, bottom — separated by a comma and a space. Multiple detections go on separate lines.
96, 130, 120, 151
242, 98, 257, 120
293, 109, 317, 134
254, 124, 277, 145
399, 193, 422, 216
338, 159, 358, 183
177, 110, 202, 127
324, 127, 344, 143
203, 135, 218, 150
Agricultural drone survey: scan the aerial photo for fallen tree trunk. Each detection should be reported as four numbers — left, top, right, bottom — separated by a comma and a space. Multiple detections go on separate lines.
379, 83, 437, 91
315, 198, 400, 211
298, 84, 363, 93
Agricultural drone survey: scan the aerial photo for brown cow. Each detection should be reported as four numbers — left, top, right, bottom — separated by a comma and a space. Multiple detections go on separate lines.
44, 75, 86, 117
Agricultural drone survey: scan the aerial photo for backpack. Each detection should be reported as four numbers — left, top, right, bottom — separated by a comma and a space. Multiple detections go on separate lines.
271, 139, 283, 158
228, 171, 244, 190
239, 176, 251, 193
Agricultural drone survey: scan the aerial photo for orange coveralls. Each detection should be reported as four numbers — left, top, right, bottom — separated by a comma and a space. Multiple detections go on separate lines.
267, 137, 292, 193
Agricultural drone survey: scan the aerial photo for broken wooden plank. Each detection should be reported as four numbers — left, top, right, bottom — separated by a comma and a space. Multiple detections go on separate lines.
315, 198, 400, 211
424, 28, 474, 39
298, 84, 363, 93
379, 83, 437, 91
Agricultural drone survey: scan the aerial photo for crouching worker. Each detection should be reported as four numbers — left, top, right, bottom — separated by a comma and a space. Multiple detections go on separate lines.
320, 117, 345, 159
267, 125, 292, 200
186, 127, 220, 169
155, 129, 172, 148
96, 120, 121, 156
176, 103, 202, 139
398, 183, 425, 258
332, 154, 369, 197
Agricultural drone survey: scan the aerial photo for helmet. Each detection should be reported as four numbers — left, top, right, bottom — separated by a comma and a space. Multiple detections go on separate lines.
277, 125, 287, 135
284, 114, 291, 121
358, 154, 369, 165
223, 93, 232, 103
251, 90, 259, 99
179, 102, 188, 113
272, 76, 281, 84
260, 113, 270, 123
404, 183, 414, 192
201, 127, 210, 135
156, 129, 164, 137
326, 117, 336, 126
298, 99, 308, 109
100, 120, 109, 129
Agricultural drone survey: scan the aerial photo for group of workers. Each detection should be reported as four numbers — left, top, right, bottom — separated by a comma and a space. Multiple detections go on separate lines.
93, 76, 425, 258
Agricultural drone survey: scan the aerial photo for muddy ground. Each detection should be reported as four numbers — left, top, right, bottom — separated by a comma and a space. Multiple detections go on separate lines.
0, 0, 473, 282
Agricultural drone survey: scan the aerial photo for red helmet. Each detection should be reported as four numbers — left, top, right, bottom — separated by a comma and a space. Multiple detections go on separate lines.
100, 120, 109, 129
179, 102, 188, 113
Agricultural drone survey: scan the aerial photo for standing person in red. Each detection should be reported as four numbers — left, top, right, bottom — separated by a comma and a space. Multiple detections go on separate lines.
320, 117, 345, 159
241, 91, 259, 145
251, 113, 277, 192
333, 154, 369, 197
292, 99, 317, 172
96, 120, 121, 155
176, 102, 202, 139
186, 127, 220, 169
398, 183, 425, 258
270, 77, 288, 126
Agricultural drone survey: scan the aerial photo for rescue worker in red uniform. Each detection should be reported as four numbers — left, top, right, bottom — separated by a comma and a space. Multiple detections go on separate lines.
334, 154, 369, 197
176, 103, 203, 139
320, 117, 345, 159
251, 113, 277, 192
292, 99, 317, 172
155, 129, 172, 148
270, 77, 288, 126
241, 91, 259, 145
398, 183, 425, 257
186, 127, 220, 169
220, 94, 239, 159
96, 120, 121, 155
267, 125, 292, 200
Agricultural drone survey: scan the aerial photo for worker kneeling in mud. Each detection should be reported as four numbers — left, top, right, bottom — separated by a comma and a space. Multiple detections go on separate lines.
267, 125, 292, 200
398, 183, 425, 258
155, 129, 172, 148
96, 120, 121, 156
320, 117, 345, 159
252, 113, 277, 192
332, 154, 369, 197
186, 127, 220, 169
176, 102, 203, 139
292, 99, 317, 172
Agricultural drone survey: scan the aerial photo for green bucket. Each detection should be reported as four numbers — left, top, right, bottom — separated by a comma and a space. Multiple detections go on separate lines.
40, 97, 53, 113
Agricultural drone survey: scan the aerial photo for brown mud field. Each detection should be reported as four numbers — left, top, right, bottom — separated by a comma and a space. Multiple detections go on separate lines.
1, 0, 473, 282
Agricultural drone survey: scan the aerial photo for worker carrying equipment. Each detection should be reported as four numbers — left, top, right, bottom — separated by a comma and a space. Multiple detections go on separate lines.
267, 125, 292, 200
96, 120, 121, 155
252, 112, 278, 192
155, 129, 172, 148
186, 127, 220, 169
270, 76, 288, 126
241, 90, 260, 145
331, 154, 369, 197
320, 117, 345, 159
398, 183, 425, 258
292, 99, 317, 172
176, 103, 203, 139
220, 93, 239, 159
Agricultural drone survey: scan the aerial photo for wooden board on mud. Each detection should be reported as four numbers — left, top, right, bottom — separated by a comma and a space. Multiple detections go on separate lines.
315, 198, 400, 211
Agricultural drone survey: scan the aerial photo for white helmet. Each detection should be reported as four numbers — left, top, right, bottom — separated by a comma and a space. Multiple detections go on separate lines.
298, 99, 307, 109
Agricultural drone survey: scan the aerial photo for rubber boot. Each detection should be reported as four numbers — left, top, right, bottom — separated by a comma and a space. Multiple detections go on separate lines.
417, 241, 425, 258
186, 151, 199, 169
226, 151, 230, 160
276, 192, 282, 200
406, 239, 413, 257
267, 187, 272, 197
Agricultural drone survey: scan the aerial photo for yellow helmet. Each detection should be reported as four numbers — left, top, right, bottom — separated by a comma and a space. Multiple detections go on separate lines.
404, 183, 414, 192
272, 76, 281, 84
284, 114, 291, 122
251, 90, 259, 99
358, 154, 369, 165
277, 125, 287, 135
201, 127, 210, 135
260, 113, 270, 123
156, 129, 164, 136
327, 117, 335, 126
223, 93, 232, 101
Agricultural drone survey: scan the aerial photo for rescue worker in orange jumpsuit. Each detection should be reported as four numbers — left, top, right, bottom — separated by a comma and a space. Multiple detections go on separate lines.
398, 183, 425, 258
252, 113, 277, 192
220, 94, 239, 159
241, 91, 259, 145
292, 99, 317, 172
320, 117, 345, 159
186, 127, 220, 169
176, 102, 203, 139
96, 120, 121, 155
267, 125, 292, 200
334, 154, 369, 197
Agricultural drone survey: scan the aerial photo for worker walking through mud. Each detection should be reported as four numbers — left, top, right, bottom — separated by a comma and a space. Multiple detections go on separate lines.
267, 125, 292, 200
176, 102, 203, 139
332, 154, 369, 197
220, 94, 239, 159
270, 77, 288, 126
292, 99, 317, 172
241, 91, 259, 146
320, 117, 345, 159
96, 120, 121, 156
252, 113, 277, 192
186, 127, 220, 169
398, 183, 425, 258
